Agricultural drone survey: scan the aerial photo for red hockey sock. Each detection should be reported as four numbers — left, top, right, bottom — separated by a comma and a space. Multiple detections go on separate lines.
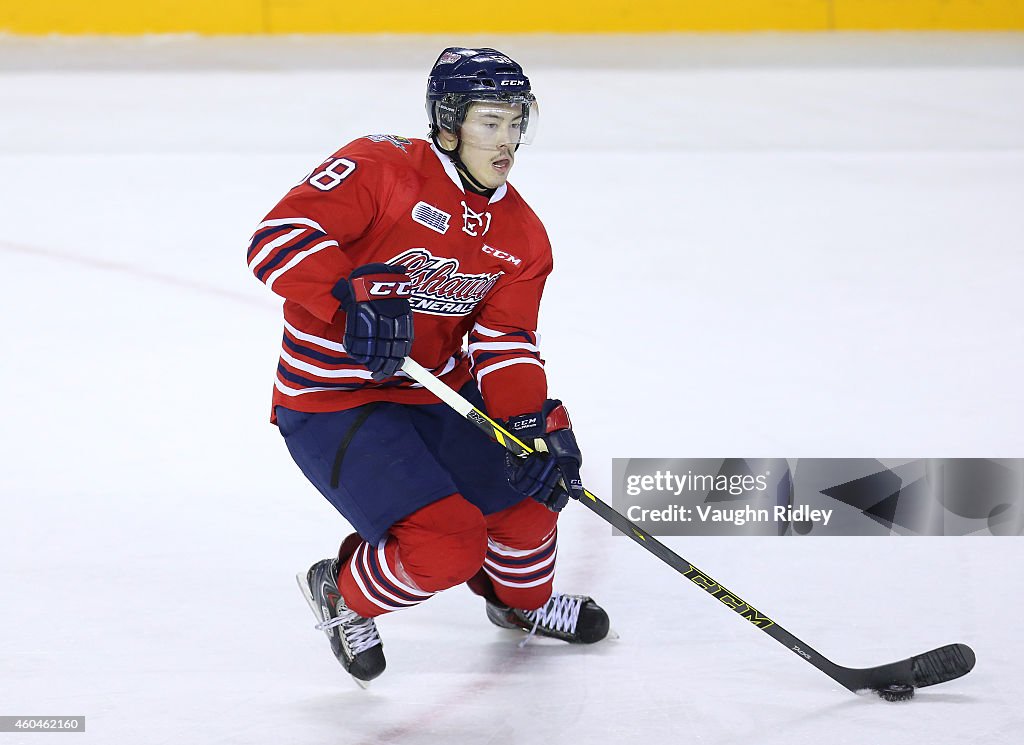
339, 493, 488, 618
481, 498, 559, 611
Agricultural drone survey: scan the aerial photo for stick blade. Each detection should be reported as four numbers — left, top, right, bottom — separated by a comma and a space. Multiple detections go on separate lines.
912, 643, 975, 688
849, 642, 976, 694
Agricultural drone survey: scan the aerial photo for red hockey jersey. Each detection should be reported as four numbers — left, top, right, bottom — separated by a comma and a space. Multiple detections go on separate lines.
248, 135, 551, 423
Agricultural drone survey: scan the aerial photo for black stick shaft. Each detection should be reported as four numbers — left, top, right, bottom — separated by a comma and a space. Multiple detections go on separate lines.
400, 358, 974, 694
454, 403, 852, 688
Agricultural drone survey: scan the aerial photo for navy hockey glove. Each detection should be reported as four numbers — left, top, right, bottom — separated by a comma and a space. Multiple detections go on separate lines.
332, 263, 414, 380
504, 400, 584, 512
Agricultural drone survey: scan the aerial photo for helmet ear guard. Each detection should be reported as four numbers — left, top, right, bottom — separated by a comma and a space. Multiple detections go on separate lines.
431, 95, 464, 135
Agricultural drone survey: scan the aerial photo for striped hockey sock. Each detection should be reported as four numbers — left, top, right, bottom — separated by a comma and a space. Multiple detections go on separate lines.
339, 537, 435, 618
482, 527, 557, 611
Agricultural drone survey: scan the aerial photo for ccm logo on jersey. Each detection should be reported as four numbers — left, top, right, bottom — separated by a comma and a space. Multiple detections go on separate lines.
351, 276, 413, 301
482, 245, 522, 266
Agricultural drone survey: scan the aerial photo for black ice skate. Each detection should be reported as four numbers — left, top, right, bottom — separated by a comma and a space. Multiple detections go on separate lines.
486, 593, 610, 645
297, 558, 385, 687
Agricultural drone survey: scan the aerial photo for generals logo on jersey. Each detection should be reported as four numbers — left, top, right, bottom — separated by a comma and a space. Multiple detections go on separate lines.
365, 134, 413, 152
252, 137, 551, 418
389, 248, 503, 316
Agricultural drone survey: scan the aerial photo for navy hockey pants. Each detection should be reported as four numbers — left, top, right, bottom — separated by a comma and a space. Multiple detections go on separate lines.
275, 382, 530, 545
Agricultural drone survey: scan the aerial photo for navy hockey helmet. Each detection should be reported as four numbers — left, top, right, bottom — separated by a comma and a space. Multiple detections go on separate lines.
425, 47, 536, 141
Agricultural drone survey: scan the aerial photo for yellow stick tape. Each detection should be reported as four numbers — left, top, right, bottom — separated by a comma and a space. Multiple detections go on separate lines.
1, 1, 1022, 34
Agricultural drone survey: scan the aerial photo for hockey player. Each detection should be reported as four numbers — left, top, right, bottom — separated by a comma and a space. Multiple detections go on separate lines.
248, 47, 609, 686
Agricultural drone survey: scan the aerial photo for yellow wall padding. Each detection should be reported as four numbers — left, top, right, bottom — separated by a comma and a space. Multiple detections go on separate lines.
1, 1, 261, 34
263, 1, 831, 33
833, 0, 1024, 30
1, 0, 1022, 34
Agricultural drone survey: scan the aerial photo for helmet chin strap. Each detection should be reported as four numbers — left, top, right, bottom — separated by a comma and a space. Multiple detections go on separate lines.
432, 131, 495, 196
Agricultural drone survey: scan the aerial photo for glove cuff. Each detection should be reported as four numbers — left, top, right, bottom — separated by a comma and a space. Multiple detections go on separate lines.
505, 399, 570, 440
348, 274, 413, 302
332, 263, 410, 309
543, 402, 571, 432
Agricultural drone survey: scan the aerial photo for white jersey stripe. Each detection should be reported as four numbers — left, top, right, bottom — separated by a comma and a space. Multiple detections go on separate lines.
266, 239, 339, 290
283, 321, 347, 353
475, 357, 544, 384
253, 216, 327, 234
281, 325, 455, 382
470, 322, 506, 338
279, 349, 374, 380
274, 377, 343, 397
468, 340, 541, 355
247, 227, 306, 272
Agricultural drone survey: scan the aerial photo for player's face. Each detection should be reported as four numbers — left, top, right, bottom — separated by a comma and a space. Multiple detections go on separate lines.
456, 102, 526, 189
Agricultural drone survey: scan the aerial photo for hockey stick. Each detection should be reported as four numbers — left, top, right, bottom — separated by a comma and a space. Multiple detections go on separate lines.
400, 358, 975, 700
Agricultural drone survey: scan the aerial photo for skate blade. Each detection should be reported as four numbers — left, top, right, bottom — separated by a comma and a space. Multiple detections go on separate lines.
295, 570, 374, 691
296, 570, 323, 623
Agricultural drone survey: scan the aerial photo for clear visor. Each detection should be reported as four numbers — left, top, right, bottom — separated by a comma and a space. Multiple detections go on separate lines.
457, 99, 539, 150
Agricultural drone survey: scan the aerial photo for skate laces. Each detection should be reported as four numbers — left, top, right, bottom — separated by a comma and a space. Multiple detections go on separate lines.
316, 606, 381, 655
519, 593, 583, 647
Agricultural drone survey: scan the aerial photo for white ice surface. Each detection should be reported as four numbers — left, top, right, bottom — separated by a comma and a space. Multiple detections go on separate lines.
1, 34, 1022, 745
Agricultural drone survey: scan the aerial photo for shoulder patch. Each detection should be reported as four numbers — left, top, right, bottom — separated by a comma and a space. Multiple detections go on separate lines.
364, 134, 413, 152
411, 201, 451, 234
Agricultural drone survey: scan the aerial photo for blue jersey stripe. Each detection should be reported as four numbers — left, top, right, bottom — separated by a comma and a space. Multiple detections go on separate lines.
247, 224, 291, 261
282, 333, 358, 366
471, 349, 541, 367
277, 365, 366, 390
255, 230, 327, 281
469, 329, 535, 344
277, 364, 417, 390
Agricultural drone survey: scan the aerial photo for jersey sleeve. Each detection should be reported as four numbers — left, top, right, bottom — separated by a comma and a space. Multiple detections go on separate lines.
246, 143, 388, 323
469, 231, 553, 421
